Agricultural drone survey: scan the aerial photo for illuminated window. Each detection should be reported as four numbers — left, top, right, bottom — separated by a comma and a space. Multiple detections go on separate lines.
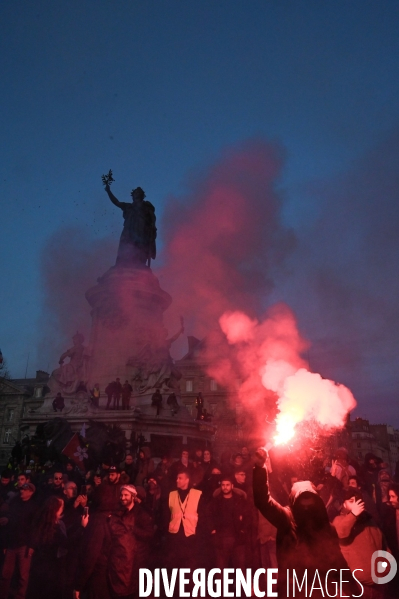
35, 387, 42, 398
3, 429, 12, 444
185, 380, 193, 392
6, 409, 14, 422
210, 379, 217, 391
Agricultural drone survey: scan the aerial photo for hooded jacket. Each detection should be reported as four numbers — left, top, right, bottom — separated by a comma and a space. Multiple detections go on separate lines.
253, 465, 350, 598
134, 447, 154, 487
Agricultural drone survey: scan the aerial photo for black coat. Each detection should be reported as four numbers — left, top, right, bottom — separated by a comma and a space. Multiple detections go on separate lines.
27, 521, 68, 599
108, 503, 154, 596
74, 512, 112, 592
91, 480, 122, 512
253, 465, 350, 598
3, 495, 38, 549
209, 489, 250, 544
75, 504, 153, 595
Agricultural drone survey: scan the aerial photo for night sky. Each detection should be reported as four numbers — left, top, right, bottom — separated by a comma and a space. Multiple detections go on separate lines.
1, 2, 399, 425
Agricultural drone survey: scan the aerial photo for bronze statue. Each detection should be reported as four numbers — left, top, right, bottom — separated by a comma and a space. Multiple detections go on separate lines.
102, 170, 157, 267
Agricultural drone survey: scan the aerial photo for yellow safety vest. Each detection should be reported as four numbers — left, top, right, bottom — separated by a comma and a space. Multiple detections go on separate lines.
168, 488, 202, 537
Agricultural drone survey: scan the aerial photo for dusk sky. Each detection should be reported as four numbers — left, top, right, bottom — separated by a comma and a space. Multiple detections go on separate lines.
1, 2, 399, 425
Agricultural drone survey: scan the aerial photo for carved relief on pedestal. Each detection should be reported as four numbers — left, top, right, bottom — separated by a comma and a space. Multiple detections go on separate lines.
96, 293, 129, 331
127, 320, 185, 395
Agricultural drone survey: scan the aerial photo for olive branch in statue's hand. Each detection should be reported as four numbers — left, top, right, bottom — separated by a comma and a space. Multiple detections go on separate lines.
101, 169, 115, 187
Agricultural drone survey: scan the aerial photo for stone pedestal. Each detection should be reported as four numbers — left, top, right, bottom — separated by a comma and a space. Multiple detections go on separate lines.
85, 265, 172, 391
24, 263, 215, 454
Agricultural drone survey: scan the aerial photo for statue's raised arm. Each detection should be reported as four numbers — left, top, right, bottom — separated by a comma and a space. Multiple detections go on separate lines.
104, 184, 123, 209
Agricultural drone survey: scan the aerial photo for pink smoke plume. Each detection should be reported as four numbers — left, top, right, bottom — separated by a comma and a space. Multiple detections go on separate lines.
157, 140, 295, 344
217, 306, 357, 444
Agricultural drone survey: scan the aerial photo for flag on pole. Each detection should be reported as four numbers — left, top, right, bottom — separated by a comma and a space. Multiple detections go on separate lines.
62, 433, 88, 467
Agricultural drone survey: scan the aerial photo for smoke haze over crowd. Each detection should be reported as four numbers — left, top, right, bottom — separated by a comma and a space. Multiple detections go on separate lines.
34, 132, 399, 427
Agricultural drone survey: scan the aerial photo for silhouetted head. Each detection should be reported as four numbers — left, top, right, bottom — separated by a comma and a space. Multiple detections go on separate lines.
131, 187, 146, 202
290, 481, 329, 532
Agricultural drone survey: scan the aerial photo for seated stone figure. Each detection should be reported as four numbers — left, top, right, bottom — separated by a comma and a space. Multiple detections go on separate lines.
48, 332, 89, 395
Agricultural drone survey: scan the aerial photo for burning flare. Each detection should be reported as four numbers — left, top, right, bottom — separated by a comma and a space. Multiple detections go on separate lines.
218, 307, 357, 446
262, 362, 357, 445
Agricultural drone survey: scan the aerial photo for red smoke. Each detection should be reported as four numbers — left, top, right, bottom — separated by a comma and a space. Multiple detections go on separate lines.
158, 141, 356, 440
38, 139, 357, 438
157, 140, 295, 342
217, 306, 356, 444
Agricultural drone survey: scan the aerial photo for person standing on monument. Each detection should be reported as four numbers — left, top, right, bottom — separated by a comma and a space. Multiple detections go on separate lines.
103, 179, 157, 268
112, 378, 123, 410
166, 392, 180, 415
105, 381, 115, 410
151, 388, 163, 416
90, 383, 101, 408
121, 380, 133, 410
52, 392, 65, 412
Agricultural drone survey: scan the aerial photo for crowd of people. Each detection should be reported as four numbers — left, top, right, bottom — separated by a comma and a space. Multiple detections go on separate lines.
0, 443, 398, 598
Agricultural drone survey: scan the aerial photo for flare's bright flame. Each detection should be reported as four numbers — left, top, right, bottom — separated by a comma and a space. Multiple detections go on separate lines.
273, 412, 297, 445
273, 414, 296, 445
266, 365, 357, 446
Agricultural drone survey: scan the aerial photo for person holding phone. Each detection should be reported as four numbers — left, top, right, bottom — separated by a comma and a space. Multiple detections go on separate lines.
74, 485, 153, 599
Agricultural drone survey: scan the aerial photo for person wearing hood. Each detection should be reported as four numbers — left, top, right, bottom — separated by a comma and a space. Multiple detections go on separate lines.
120, 454, 135, 484
360, 453, 381, 501
153, 453, 174, 498
134, 447, 154, 487
253, 448, 349, 598
332, 487, 388, 598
